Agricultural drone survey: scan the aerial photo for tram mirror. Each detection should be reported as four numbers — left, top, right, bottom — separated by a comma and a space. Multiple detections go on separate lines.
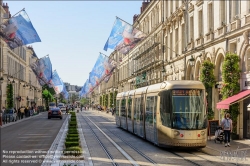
247, 103, 250, 111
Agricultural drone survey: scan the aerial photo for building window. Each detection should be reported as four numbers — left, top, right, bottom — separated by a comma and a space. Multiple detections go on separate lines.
170, 32, 173, 59
231, 0, 240, 21
208, 3, 213, 32
175, 28, 179, 56
220, 1, 226, 26
247, 1, 250, 14
198, 10, 203, 37
182, 24, 185, 51
190, 16, 194, 42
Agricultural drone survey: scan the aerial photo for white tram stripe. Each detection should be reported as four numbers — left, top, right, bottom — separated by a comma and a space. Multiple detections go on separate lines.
86, 116, 139, 166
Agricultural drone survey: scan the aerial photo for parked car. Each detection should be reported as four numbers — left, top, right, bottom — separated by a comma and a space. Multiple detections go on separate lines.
48, 107, 62, 119
3, 108, 17, 122
58, 103, 66, 114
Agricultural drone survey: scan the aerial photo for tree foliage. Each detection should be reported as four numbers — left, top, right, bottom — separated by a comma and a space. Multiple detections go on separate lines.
200, 60, 216, 120
221, 52, 241, 133
6, 84, 14, 108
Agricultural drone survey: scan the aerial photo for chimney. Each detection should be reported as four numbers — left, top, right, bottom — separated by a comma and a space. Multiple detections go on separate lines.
3, 2, 9, 13
140, 0, 150, 14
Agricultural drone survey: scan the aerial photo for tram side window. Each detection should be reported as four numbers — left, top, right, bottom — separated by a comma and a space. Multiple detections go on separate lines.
140, 96, 144, 121
134, 98, 141, 122
127, 97, 132, 119
153, 96, 157, 124
146, 96, 154, 124
160, 91, 171, 127
121, 99, 126, 117
116, 100, 120, 116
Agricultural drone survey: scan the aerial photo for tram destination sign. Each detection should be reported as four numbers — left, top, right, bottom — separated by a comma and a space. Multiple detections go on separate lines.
172, 89, 201, 96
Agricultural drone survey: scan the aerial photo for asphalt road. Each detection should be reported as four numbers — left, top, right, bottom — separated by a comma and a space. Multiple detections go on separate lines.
1, 112, 68, 166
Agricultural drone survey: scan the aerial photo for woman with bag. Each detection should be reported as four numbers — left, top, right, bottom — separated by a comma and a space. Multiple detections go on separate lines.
221, 113, 233, 147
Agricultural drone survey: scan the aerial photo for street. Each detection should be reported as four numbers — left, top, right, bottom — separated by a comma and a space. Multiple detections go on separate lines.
1, 110, 249, 166
1, 113, 68, 166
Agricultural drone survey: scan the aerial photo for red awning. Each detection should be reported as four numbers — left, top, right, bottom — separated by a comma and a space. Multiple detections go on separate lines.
216, 90, 250, 109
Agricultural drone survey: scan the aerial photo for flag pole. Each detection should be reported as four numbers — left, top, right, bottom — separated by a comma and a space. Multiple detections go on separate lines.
116, 16, 133, 26
100, 52, 108, 57
11, 8, 25, 18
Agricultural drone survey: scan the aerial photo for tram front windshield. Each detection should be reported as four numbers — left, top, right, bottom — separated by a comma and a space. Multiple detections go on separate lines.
172, 89, 206, 130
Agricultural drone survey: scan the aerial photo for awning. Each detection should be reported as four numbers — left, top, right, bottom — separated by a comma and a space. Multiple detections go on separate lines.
216, 90, 250, 109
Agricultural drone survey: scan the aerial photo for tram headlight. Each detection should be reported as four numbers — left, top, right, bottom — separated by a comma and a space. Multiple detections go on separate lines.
174, 131, 180, 136
201, 131, 205, 136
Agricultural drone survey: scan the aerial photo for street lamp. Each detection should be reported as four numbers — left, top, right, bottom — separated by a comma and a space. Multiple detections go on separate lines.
189, 55, 195, 66
0, 77, 3, 126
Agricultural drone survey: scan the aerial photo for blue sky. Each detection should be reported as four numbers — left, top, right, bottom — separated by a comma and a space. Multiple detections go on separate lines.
6, 1, 142, 86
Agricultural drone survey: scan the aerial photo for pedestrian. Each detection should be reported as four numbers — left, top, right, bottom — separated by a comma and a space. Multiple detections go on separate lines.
18, 107, 21, 120
24, 107, 28, 117
221, 113, 233, 147
20, 106, 25, 119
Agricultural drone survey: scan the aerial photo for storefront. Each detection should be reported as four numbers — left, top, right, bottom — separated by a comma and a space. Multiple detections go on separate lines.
216, 90, 250, 139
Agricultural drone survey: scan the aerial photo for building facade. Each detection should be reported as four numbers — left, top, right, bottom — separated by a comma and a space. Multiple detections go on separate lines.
0, 2, 42, 109
95, 0, 250, 139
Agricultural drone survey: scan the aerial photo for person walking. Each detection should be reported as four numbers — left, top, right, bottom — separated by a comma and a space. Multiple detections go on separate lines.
18, 107, 21, 120
221, 113, 233, 147
20, 106, 25, 119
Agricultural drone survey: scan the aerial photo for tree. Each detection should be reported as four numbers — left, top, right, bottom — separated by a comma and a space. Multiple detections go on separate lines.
200, 60, 216, 120
6, 84, 14, 108
42, 89, 54, 107
221, 52, 241, 134
80, 97, 89, 106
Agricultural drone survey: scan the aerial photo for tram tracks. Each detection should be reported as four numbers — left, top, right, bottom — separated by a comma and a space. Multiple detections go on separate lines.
97, 114, 237, 166
80, 114, 142, 166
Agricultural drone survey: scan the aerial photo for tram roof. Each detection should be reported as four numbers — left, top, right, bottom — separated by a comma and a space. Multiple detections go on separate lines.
117, 80, 205, 97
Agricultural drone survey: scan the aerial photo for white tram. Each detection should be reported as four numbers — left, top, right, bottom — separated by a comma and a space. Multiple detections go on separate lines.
115, 81, 207, 148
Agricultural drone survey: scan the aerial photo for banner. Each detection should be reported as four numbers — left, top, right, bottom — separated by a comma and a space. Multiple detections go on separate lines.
51, 70, 63, 94
30, 56, 53, 86
1, 10, 41, 49
89, 54, 106, 88
103, 17, 146, 54
87, 53, 117, 92
61, 82, 68, 99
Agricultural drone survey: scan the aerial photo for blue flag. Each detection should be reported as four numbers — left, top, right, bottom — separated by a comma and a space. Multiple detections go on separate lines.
2, 10, 41, 49
103, 17, 146, 54
51, 70, 63, 94
30, 56, 52, 86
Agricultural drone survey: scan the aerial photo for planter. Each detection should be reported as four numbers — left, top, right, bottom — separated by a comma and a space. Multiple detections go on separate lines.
231, 133, 239, 140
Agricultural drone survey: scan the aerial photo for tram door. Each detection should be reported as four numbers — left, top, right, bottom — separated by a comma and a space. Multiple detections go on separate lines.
134, 97, 141, 136
127, 96, 133, 133
120, 98, 127, 130
145, 96, 157, 144
115, 100, 120, 127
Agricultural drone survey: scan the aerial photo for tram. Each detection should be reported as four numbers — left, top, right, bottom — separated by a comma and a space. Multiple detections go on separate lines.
115, 81, 207, 148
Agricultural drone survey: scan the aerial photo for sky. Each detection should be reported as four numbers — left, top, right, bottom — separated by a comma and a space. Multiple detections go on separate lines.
5, 1, 143, 86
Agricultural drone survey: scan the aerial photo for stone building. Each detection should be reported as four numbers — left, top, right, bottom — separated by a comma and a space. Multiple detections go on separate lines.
0, 2, 42, 109
96, 0, 250, 139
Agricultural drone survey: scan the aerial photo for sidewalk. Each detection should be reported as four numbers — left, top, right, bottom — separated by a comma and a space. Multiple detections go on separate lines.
0, 112, 44, 128
205, 136, 250, 154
